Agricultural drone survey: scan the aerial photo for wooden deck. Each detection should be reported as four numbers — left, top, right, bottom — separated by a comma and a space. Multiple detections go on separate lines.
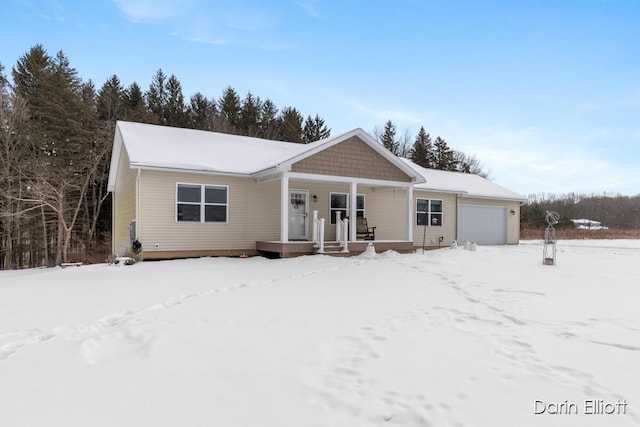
256, 240, 415, 258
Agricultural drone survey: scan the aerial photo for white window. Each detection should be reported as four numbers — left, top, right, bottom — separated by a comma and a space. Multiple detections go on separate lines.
176, 183, 228, 223
417, 198, 442, 226
330, 192, 365, 224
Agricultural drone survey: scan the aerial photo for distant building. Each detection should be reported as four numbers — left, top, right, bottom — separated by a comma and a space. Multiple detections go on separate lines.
571, 219, 608, 230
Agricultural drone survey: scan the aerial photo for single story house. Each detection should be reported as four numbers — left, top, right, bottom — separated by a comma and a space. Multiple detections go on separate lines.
107, 121, 526, 258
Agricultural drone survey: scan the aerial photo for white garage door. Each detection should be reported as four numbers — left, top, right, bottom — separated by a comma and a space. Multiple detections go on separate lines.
458, 205, 507, 245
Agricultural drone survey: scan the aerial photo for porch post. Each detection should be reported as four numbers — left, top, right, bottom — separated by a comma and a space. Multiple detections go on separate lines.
407, 185, 414, 242
280, 173, 289, 242
350, 181, 357, 242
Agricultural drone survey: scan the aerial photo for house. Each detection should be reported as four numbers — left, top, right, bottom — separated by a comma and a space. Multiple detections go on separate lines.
107, 121, 526, 259
571, 219, 608, 230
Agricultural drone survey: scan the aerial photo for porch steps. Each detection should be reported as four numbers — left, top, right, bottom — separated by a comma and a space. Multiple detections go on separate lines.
315, 241, 350, 257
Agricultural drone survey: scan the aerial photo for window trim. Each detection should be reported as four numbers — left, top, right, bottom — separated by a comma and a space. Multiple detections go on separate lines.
176, 182, 229, 223
416, 198, 443, 227
329, 192, 365, 225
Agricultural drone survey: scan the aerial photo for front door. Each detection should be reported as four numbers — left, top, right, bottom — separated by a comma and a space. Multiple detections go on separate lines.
288, 189, 308, 240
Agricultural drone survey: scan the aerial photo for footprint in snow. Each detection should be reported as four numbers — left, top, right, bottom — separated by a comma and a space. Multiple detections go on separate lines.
81, 329, 155, 364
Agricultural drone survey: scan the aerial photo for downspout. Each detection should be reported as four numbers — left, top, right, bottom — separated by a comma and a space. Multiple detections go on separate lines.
111, 186, 116, 256
456, 194, 462, 242
407, 185, 413, 242
136, 169, 141, 246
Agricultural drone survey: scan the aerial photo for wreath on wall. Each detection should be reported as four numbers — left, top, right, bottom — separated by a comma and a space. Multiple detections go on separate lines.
290, 195, 305, 209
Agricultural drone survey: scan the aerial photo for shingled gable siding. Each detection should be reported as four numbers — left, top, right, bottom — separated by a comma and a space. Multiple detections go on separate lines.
291, 136, 411, 182
113, 146, 137, 255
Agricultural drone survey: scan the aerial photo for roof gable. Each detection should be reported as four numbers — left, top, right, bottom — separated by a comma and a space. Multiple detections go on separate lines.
291, 135, 412, 182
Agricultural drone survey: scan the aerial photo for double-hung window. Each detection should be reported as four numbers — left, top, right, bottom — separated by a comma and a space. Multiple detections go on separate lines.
416, 198, 442, 226
177, 183, 228, 223
330, 193, 365, 224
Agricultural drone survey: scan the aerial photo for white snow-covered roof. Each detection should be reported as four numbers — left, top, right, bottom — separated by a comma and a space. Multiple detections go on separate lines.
401, 158, 527, 202
115, 121, 314, 174
108, 121, 422, 191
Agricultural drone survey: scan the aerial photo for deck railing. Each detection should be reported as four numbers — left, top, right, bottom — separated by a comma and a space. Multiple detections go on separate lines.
336, 215, 349, 253
312, 210, 325, 253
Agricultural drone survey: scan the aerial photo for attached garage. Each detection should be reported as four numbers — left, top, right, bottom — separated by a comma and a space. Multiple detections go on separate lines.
458, 205, 508, 245
401, 158, 527, 247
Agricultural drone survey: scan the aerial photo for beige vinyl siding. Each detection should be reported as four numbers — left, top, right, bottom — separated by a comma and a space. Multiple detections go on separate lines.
288, 182, 411, 241
113, 147, 137, 255
364, 188, 409, 240
291, 136, 411, 182
413, 191, 458, 247
138, 171, 280, 252
460, 197, 521, 244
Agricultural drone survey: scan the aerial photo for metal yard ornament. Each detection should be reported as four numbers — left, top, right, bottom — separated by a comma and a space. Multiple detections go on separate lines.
543, 211, 559, 265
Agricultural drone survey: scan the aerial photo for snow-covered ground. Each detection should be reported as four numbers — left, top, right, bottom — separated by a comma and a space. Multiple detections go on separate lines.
1, 240, 639, 427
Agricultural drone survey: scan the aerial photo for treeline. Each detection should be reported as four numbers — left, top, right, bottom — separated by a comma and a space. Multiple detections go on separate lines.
0, 44, 332, 270
2, 44, 490, 270
374, 120, 490, 178
523, 193, 640, 229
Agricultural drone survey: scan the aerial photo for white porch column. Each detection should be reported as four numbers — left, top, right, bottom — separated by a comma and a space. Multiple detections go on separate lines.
280, 173, 289, 242
407, 185, 414, 242
350, 181, 357, 242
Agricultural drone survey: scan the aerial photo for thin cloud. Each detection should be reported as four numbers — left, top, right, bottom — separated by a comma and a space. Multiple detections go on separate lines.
112, 0, 193, 23
111, 0, 296, 49
294, 0, 321, 18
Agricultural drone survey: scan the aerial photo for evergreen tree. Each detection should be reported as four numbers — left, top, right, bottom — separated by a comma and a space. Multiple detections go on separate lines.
259, 98, 279, 139
97, 75, 126, 121
123, 82, 154, 122
433, 136, 455, 170
279, 106, 303, 143
379, 119, 399, 154
146, 69, 167, 124
410, 126, 433, 168
187, 92, 216, 130
218, 86, 241, 130
239, 91, 262, 136
12, 47, 97, 265
164, 74, 187, 127
302, 113, 331, 143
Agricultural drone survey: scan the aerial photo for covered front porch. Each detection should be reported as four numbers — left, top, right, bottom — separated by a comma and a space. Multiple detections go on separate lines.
254, 170, 417, 258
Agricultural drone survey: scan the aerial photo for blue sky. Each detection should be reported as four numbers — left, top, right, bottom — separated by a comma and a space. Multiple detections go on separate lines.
2, 0, 639, 197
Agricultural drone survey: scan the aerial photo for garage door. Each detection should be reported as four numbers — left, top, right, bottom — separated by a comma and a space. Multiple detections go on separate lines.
458, 205, 507, 245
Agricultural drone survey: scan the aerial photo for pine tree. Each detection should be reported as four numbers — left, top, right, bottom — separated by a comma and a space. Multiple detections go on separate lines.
302, 113, 331, 143
164, 74, 187, 127
146, 69, 167, 124
187, 92, 216, 130
279, 106, 303, 143
259, 98, 279, 139
410, 126, 433, 168
433, 136, 455, 170
97, 75, 126, 121
12, 47, 98, 265
239, 92, 262, 136
124, 82, 154, 123
379, 120, 399, 154
218, 86, 241, 131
